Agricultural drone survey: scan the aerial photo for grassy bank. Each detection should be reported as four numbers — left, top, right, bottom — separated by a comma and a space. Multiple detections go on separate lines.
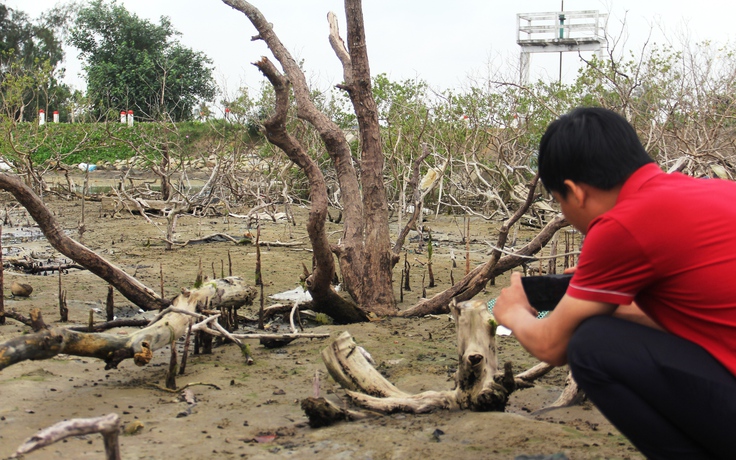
2, 120, 259, 166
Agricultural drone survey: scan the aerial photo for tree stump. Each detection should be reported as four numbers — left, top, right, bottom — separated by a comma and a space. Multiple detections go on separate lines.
309, 298, 515, 419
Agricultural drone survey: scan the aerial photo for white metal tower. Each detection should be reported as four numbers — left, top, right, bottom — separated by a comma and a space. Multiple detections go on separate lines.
517, 10, 608, 84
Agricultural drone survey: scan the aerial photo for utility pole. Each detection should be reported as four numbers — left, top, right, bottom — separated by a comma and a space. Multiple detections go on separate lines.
559, 1, 564, 83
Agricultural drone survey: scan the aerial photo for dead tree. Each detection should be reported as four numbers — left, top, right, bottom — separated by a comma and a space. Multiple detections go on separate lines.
305, 298, 516, 423
223, 0, 396, 320
223, 1, 570, 324
0, 173, 167, 311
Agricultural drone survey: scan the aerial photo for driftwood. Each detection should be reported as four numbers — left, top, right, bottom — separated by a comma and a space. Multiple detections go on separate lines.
3, 308, 48, 331
0, 277, 257, 371
13, 413, 121, 460
179, 232, 304, 248
4, 256, 85, 274
304, 298, 578, 425
306, 298, 515, 422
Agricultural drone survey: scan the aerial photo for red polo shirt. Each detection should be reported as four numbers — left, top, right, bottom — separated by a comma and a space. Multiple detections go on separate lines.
568, 163, 736, 376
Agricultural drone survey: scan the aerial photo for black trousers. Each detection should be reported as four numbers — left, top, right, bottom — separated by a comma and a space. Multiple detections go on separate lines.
567, 316, 736, 460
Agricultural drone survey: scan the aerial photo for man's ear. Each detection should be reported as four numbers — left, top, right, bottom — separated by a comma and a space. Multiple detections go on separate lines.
563, 179, 588, 207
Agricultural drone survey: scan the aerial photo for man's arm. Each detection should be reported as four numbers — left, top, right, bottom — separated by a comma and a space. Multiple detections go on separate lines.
614, 302, 665, 331
493, 272, 616, 366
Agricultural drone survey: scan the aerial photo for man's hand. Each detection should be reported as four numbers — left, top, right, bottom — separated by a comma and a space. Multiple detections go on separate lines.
493, 271, 618, 366
493, 272, 538, 327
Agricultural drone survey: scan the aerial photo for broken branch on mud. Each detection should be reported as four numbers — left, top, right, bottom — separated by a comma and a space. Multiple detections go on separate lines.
14, 413, 121, 460
0, 277, 257, 371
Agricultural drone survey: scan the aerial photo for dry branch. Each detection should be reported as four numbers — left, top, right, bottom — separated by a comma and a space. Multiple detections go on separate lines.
252, 55, 367, 324
392, 144, 434, 257
0, 277, 256, 371
400, 213, 568, 317
14, 413, 121, 460
535, 371, 584, 413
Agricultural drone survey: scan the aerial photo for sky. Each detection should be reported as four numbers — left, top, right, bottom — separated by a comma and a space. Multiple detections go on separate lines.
9, 0, 736, 108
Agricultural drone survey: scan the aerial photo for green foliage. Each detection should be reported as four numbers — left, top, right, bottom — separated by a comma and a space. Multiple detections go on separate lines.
1, 120, 256, 167
0, 2, 74, 122
0, 2, 67, 69
240, 343, 252, 359
313, 313, 334, 325
69, 0, 216, 121
488, 317, 498, 337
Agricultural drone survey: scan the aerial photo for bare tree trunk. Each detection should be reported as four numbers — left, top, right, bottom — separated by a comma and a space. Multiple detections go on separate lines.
339, 0, 396, 314
223, 0, 396, 319
0, 173, 167, 311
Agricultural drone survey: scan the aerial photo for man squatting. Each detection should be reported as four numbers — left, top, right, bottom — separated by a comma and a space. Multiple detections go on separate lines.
493, 107, 736, 459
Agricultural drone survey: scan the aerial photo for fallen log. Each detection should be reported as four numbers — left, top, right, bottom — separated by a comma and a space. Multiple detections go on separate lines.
14, 413, 121, 460
4, 256, 86, 274
0, 277, 257, 371
309, 298, 515, 420
178, 232, 305, 248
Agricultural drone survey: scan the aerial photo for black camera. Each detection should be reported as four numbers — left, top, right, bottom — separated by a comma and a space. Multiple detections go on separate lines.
520, 274, 573, 312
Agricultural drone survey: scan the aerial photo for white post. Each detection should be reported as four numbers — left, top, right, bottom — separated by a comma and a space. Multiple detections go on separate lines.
520, 52, 531, 85
38, 109, 46, 126
53, 111, 59, 123
127, 110, 134, 127
120, 111, 127, 123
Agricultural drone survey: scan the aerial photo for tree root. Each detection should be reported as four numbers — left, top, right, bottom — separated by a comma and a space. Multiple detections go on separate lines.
308, 298, 515, 425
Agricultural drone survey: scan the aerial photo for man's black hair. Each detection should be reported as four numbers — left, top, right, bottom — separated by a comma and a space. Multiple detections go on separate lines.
538, 107, 654, 197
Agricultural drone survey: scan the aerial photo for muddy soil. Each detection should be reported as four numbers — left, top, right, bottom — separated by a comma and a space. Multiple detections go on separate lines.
0, 173, 643, 460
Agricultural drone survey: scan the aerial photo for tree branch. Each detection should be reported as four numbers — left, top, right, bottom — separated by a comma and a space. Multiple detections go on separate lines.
0, 173, 167, 311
